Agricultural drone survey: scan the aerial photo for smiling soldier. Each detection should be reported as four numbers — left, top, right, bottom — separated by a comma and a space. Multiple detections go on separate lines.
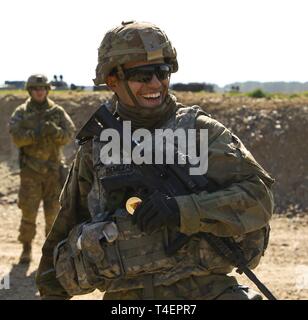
36, 21, 275, 300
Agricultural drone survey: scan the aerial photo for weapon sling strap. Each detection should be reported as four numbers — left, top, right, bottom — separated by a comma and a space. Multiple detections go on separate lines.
143, 274, 154, 300
200, 232, 277, 300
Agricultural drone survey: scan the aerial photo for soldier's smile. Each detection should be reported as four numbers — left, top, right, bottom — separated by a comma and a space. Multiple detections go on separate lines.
138, 91, 163, 107
133, 72, 169, 108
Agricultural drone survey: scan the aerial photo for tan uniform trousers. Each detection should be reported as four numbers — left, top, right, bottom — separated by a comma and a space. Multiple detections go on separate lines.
18, 166, 61, 243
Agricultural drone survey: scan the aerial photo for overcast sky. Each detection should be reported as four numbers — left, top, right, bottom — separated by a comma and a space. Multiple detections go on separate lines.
1, 0, 308, 87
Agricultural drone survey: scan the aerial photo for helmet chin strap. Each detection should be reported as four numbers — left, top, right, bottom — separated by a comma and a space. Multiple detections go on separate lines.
124, 80, 143, 108
116, 64, 143, 108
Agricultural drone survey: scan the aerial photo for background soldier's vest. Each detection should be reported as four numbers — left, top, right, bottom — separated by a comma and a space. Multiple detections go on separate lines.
18, 100, 65, 173
54, 105, 269, 296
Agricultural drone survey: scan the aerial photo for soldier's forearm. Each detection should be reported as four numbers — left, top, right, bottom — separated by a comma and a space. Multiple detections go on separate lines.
52, 131, 73, 145
176, 176, 274, 237
50, 120, 75, 145
11, 130, 37, 147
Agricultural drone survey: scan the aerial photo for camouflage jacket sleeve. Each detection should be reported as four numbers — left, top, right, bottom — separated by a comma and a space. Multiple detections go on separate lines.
176, 114, 275, 237
52, 107, 76, 146
9, 107, 38, 147
36, 141, 93, 299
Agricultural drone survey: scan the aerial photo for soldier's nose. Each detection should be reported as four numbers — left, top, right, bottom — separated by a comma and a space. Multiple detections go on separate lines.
147, 75, 162, 88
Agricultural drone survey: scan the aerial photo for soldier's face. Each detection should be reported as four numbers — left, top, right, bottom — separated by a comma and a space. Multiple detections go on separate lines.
107, 60, 170, 108
30, 87, 48, 103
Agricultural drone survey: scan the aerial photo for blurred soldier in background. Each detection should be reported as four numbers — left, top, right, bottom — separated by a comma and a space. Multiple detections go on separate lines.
9, 74, 76, 263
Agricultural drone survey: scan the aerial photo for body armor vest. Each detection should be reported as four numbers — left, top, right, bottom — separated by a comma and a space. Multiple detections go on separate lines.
54, 104, 268, 296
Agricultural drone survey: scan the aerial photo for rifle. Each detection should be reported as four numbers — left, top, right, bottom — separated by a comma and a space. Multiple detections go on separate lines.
76, 104, 277, 300
15, 105, 59, 132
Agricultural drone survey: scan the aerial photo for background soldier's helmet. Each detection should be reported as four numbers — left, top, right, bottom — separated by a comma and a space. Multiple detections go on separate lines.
25, 74, 51, 90
93, 21, 178, 85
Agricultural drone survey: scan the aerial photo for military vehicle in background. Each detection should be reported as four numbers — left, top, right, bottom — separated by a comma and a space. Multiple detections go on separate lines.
171, 82, 215, 92
0, 81, 26, 90
50, 75, 68, 90
70, 83, 85, 91
93, 84, 110, 91
226, 85, 240, 93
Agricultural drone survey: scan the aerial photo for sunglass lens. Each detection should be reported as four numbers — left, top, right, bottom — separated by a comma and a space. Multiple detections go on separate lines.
156, 66, 171, 81
129, 70, 153, 83
125, 64, 171, 83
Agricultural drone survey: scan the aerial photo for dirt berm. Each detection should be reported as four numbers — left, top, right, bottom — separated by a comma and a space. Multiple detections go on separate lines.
0, 92, 307, 213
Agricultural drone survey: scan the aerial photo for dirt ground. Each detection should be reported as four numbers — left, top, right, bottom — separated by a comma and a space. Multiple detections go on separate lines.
0, 92, 308, 300
0, 163, 308, 300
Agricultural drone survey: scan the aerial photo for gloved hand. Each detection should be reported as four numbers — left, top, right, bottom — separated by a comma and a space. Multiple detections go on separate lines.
132, 191, 180, 234
41, 121, 62, 138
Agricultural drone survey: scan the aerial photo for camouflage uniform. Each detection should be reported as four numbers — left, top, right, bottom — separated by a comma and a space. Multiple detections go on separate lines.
36, 22, 274, 300
9, 89, 75, 246
36, 96, 274, 300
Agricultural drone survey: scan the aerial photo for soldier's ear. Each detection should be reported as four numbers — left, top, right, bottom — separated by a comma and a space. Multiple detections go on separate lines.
106, 75, 119, 91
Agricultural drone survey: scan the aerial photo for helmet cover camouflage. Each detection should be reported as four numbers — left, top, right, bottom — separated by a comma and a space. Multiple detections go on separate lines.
93, 21, 178, 85
26, 74, 51, 90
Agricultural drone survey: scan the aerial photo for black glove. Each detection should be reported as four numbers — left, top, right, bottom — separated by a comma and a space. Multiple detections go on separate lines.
132, 191, 180, 234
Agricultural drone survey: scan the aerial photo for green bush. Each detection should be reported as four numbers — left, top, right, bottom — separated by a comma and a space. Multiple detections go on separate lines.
247, 88, 267, 98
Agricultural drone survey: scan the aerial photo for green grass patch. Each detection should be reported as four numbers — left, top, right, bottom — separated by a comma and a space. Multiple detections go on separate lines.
0, 89, 27, 95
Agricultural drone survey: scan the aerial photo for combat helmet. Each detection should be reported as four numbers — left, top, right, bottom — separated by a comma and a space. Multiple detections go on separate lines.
93, 21, 178, 85
25, 74, 51, 91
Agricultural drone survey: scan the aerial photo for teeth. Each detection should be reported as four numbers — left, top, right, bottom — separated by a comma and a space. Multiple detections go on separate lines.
142, 93, 160, 99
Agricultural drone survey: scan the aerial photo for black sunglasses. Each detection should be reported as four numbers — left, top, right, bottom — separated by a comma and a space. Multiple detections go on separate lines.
123, 64, 172, 83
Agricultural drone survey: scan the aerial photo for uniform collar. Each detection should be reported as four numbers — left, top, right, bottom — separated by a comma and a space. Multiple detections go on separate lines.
115, 93, 178, 130
27, 98, 54, 112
